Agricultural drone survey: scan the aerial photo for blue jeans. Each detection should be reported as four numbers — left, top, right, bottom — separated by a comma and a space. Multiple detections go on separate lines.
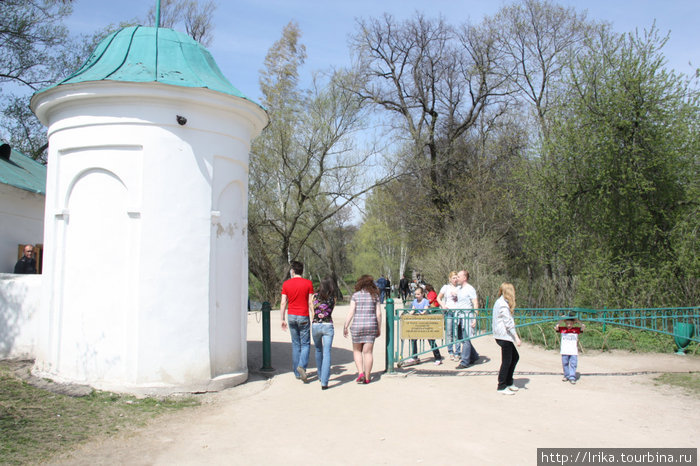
288, 314, 310, 377
459, 317, 480, 365
445, 311, 461, 355
562, 354, 578, 381
312, 323, 334, 386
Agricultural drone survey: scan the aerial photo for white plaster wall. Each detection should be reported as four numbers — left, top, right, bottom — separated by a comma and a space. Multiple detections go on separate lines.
31, 82, 267, 394
209, 157, 249, 377
0, 184, 45, 273
0, 274, 41, 358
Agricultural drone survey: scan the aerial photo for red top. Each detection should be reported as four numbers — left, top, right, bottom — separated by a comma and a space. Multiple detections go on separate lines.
427, 290, 439, 308
556, 327, 583, 334
281, 277, 314, 316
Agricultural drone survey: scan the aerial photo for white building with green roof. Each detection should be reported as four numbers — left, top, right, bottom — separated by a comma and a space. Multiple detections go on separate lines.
29, 24, 268, 395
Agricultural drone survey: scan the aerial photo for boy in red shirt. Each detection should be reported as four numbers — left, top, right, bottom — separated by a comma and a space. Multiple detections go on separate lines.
555, 313, 585, 384
280, 261, 314, 382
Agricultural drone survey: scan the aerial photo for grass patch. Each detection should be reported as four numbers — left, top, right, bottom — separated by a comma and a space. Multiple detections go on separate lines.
654, 372, 700, 397
0, 360, 200, 465
519, 322, 700, 354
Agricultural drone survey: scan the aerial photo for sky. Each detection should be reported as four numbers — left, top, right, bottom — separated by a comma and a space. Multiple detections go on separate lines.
65, 0, 700, 105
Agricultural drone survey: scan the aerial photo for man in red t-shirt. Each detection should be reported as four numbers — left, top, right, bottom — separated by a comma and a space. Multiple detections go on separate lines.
280, 260, 314, 382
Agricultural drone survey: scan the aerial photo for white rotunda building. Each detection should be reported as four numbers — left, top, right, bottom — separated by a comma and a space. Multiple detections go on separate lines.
30, 25, 268, 394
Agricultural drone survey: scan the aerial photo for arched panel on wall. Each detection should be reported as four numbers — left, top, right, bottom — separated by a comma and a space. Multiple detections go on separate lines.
59, 168, 130, 382
209, 157, 247, 378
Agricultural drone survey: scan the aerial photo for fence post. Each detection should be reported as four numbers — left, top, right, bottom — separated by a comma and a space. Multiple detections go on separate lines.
261, 301, 274, 372
602, 306, 607, 333
385, 298, 395, 374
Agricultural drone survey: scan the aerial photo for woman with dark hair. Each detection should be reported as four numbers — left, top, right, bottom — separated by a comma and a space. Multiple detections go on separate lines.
312, 276, 337, 390
343, 275, 382, 384
425, 284, 438, 307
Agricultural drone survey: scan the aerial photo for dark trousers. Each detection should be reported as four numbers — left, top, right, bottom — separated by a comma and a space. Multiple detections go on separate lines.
496, 339, 519, 390
410, 340, 442, 360
428, 339, 442, 360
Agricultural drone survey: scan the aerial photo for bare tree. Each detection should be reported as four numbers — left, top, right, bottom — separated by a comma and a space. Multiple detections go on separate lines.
147, 0, 217, 46
350, 13, 511, 215
183, 0, 216, 45
492, 0, 592, 134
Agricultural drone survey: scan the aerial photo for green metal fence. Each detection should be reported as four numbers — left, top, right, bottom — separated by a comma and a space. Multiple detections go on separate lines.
384, 299, 700, 373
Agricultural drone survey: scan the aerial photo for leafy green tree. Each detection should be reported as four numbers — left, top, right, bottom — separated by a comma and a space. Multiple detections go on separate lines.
0, 0, 73, 90
356, 181, 420, 282
519, 25, 700, 307
0, 0, 74, 159
1, 19, 135, 160
349, 216, 396, 280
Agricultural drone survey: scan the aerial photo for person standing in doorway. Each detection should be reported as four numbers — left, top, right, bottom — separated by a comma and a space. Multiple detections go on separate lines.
14, 244, 37, 274
280, 261, 314, 382
455, 269, 480, 369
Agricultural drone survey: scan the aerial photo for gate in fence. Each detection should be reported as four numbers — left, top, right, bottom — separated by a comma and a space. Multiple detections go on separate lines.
383, 298, 700, 374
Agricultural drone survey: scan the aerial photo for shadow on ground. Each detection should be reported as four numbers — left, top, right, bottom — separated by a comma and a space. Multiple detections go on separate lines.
247, 340, 367, 388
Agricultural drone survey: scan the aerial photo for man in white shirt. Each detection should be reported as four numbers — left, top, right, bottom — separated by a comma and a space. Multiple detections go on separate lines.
455, 269, 480, 369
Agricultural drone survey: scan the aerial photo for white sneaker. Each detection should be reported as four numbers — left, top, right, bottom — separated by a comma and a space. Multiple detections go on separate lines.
562, 377, 568, 382
507, 385, 518, 392
497, 388, 515, 395
434, 359, 442, 366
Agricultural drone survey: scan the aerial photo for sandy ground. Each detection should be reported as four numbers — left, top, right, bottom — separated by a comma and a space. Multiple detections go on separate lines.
47, 303, 700, 466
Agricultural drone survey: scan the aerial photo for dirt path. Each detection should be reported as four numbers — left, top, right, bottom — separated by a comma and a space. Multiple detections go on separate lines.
47, 303, 700, 465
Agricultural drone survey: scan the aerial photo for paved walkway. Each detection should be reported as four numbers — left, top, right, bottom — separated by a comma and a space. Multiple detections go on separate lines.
49, 303, 700, 465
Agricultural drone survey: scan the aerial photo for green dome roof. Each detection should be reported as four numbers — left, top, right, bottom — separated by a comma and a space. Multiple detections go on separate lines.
41, 26, 258, 104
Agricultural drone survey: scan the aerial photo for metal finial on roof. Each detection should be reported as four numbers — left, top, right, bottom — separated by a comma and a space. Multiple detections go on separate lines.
156, 0, 161, 28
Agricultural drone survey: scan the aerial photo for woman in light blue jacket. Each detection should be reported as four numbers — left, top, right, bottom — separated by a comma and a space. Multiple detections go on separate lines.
492, 283, 522, 395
